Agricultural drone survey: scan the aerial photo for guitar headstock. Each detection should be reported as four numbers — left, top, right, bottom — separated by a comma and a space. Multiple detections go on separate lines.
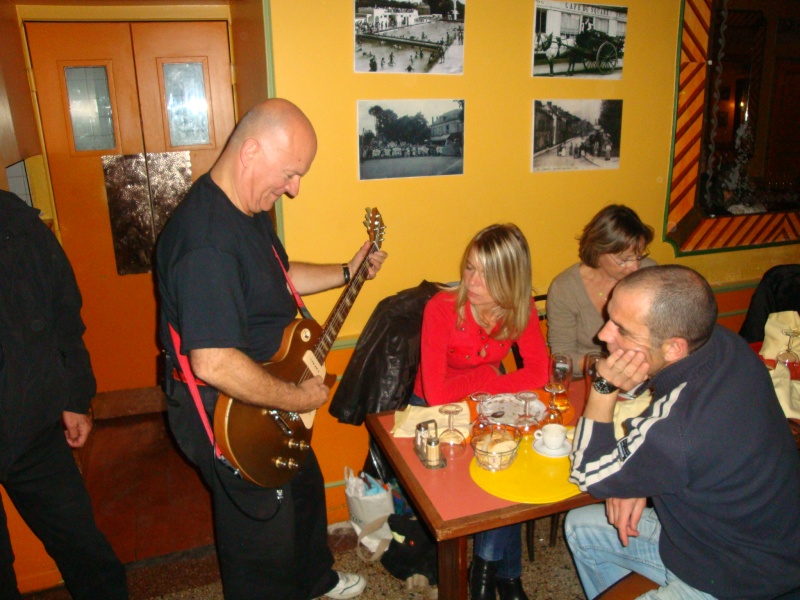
364, 207, 386, 249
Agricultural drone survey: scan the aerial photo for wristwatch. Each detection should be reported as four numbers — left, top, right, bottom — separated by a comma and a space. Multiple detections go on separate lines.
592, 375, 619, 395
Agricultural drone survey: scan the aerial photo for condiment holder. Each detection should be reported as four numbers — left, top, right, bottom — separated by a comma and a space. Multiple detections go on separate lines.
414, 419, 446, 469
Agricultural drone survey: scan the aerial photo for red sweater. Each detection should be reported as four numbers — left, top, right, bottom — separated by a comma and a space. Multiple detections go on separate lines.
413, 291, 549, 405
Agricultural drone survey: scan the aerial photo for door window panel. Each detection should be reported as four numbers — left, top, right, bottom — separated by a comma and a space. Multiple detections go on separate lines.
163, 62, 210, 146
65, 66, 115, 151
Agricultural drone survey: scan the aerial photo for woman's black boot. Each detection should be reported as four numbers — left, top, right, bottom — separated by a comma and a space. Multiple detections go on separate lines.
469, 556, 497, 600
496, 577, 529, 600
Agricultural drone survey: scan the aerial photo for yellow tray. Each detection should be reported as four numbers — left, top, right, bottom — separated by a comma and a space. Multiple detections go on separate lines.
469, 436, 581, 504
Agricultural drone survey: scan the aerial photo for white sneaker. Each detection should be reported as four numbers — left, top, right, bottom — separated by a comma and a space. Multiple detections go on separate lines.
324, 572, 367, 599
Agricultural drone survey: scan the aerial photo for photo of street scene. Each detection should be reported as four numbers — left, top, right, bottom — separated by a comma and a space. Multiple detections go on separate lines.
358, 99, 464, 180
355, 0, 465, 74
532, 1, 626, 79
532, 99, 623, 172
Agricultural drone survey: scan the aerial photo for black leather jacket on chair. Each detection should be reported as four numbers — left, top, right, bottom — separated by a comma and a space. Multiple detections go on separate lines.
329, 280, 442, 425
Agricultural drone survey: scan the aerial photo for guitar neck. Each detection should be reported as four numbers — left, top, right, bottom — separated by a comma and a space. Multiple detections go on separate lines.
314, 242, 379, 361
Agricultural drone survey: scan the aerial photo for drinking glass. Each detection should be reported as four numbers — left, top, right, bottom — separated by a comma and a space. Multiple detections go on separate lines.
542, 398, 563, 426
583, 351, 608, 400
514, 391, 541, 437
469, 391, 492, 438
545, 353, 573, 412
776, 329, 800, 367
438, 404, 466, 458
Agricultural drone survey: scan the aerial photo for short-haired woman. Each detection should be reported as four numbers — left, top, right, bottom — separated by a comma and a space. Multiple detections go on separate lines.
547, 204, 655, 375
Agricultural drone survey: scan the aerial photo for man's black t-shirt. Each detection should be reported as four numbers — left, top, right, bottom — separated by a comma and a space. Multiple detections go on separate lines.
157, 173, 297, 364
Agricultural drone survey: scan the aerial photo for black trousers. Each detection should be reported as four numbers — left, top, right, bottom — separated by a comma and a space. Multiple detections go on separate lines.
0, 424, 127, 600
167, 384, 337, 600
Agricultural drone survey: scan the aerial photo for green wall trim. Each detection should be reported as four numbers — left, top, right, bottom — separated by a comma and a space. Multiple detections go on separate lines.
261, 0, 285, 242
712, 280, 759, 294
719, 309, 748, 318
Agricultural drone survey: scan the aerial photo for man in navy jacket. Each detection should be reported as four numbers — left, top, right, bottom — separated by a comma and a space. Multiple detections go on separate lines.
566, 265, 800, 599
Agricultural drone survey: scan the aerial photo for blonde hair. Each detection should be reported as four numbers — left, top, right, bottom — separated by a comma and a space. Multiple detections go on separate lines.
453, 224, 532, 340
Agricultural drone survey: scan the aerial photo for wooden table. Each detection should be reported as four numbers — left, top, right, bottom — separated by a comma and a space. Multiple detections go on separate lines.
365, 380, 599, 600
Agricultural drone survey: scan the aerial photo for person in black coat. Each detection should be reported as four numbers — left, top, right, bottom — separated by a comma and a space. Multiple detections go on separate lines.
0, 190, 127, 599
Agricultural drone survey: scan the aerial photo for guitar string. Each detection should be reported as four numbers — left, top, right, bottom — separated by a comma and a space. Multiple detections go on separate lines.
297, 241, 381, 386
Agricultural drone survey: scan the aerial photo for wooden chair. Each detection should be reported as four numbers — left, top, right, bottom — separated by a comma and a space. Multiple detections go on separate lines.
595, 573, 659, 599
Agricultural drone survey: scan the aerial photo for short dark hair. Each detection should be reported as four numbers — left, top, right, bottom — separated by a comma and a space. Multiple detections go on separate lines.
617, 265, 718, 352
578, 205, 654, 268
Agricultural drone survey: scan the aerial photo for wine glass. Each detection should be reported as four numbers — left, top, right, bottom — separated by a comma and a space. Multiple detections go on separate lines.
469, 391, 492, 438
545, 353, 573, 412
776, 329, 800, 367
438, 404, 466, 458
542, 399, 563, 426
514, 391, 541, 437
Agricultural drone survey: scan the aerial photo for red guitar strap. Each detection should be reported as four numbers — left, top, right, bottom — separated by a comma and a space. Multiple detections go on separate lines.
272, 246, 313, 320
167, 248, 307, 464
169, 323, 221, 459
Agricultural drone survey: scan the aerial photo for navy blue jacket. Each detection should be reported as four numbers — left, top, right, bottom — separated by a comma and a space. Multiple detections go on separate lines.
570, 326, 800, 599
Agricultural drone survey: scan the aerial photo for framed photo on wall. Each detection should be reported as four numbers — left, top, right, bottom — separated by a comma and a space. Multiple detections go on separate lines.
354, 1, 465, 74
532, 1, 627, 79
532, 99, 623, 172
358, 99, 464, 180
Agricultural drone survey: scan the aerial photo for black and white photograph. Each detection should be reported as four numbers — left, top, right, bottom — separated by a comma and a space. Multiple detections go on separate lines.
355, 1, 465, 74
532, 1, 627, 78
532, 99, 623, 172
358, 99, 464, 180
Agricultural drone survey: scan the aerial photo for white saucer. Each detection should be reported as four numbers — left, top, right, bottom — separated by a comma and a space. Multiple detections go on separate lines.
533, 438, 572, 458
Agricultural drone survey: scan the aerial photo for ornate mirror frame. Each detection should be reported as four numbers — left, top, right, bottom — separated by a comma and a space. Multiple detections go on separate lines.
664, 0, 800, 254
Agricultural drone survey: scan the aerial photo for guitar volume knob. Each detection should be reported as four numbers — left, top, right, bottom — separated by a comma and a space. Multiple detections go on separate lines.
273, 457, 301, 470
287, 439, 310, 451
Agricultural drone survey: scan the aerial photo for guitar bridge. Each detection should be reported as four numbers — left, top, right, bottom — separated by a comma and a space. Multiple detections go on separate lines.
269, 410, 297, 436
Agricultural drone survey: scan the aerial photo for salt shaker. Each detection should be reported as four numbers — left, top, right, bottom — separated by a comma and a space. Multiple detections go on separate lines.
426, 434, 441, 465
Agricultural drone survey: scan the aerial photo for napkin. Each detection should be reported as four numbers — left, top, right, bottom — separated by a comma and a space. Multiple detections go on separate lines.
391, 401, 471, 438
613, 389, 653, 438
770, 363, 800, 420
759, 311, 800, 361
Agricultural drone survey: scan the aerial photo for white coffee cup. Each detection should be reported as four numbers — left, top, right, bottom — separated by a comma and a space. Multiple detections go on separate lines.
534, 423, 567, 450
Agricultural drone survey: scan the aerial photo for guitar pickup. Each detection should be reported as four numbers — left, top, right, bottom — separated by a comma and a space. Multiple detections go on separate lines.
303, 351, 326, 378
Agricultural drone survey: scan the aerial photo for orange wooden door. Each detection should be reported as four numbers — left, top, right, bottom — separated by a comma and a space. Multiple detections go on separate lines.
26, 22, 235, 392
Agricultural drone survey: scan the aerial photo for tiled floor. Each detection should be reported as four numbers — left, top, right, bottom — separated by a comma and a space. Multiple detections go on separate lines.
23, 414, 586, 599
81, 413, 215, 564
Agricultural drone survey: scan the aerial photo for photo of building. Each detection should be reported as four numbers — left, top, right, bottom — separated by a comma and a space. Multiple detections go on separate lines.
358, 99, 464, 179
532, 1, 627, 78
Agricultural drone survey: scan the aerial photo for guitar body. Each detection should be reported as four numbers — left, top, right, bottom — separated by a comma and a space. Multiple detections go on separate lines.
213, 318, 336, 488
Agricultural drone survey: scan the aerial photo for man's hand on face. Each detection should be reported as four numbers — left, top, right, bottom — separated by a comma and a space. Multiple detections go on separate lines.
598, 349, 650, 391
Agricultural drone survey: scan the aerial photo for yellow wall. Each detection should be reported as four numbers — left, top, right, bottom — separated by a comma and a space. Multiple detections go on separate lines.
268, 0, 798, 337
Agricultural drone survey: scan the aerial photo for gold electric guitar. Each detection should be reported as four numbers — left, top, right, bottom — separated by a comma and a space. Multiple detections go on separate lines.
213, 208, 386, 487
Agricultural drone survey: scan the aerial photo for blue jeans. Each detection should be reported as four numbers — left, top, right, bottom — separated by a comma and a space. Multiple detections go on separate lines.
473, 523, 522, 579
564, 505, 717, 600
